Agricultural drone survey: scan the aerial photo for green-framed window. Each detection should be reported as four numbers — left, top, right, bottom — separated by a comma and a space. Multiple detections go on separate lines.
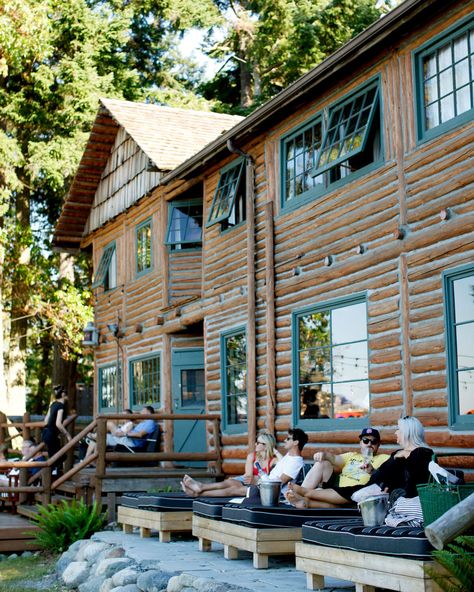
98, 364, 117, 411
281, 80, 382, 206
293, 295, 369, 425
414, 16, 474, 141
207, 158, 246, 229
130, 353, 161, 409
136, 219, 152, 274
443, 264, 474, 429
221, 327, 247, 431
92, 242, 116, 290
166, 200, 202, 250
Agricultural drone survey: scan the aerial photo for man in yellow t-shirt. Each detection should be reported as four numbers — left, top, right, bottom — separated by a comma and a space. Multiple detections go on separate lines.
286, 427, 390, 508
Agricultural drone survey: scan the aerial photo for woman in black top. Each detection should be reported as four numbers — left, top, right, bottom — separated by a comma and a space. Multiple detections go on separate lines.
369, 416, 433, 497
42, 386, 72, 469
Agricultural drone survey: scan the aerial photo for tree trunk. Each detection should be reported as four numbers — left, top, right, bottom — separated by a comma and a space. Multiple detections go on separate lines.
52, 253, 79, 412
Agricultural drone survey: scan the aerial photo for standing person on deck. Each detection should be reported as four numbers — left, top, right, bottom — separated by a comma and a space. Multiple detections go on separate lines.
41, 385, 71, 471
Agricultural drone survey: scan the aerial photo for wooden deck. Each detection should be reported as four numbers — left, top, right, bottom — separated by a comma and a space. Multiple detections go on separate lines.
0, 511, 41, 552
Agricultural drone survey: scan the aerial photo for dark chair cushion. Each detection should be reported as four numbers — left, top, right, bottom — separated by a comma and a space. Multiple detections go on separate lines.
138, 492, 194, 511
192, 497, 238, 519
302, 518, 434, 559
121, 492, 148, 508
221, 503, 359, 528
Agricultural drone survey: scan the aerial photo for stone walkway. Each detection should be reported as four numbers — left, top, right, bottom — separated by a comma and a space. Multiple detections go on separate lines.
92, 530, 353, 592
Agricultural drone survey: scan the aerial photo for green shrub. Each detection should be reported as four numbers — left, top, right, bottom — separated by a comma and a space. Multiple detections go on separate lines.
428, 535, 474, 592
30, 499, 106, 553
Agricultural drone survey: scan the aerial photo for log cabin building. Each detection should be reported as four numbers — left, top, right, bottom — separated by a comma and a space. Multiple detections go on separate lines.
54, 0, 474, 477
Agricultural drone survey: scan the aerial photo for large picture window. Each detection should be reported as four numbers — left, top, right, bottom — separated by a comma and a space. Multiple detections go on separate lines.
415, 16, 474, 141
92, 242, 116, 290
166, 200, 203, 250
136, 219, 152, 274
221, 328, 247, 430
281, 80, 381, 206
99, 364, 117, 411
207, 158, 246, 230
294, 296, 369, 422
130, 354, 161, 409
444, 265, 474, 429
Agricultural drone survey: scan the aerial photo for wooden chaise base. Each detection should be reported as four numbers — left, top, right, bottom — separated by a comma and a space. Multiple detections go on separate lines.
295, 541, 445, 592
192, 513, 301, 569
117, 505, 192, 543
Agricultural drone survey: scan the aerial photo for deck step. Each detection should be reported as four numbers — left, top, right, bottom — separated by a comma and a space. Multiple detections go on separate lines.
15, 503, 40, 519
0, 512, 41, 552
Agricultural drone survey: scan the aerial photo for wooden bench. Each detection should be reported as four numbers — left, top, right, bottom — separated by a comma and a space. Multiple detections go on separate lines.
193, 513, 301, 569
295, 542, 446, 592
117, 505, 192, 543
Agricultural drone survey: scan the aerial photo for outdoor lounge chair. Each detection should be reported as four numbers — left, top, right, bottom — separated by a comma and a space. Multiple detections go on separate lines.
295, 518, 447, 591
192, 501, 360, 569
118, 492, 234, 542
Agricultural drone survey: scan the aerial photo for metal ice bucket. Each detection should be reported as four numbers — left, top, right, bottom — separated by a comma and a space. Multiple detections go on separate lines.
258, 479, 282, 506
358, 493, 389, 526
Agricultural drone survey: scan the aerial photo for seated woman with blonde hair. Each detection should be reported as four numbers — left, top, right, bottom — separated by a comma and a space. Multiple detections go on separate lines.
181, 431, 280, 497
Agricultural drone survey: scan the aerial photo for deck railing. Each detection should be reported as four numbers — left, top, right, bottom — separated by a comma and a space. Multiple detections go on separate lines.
0, 412, 222, 506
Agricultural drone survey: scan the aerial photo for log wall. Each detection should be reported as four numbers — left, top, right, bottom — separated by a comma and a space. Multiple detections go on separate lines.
87, 0, 473, 476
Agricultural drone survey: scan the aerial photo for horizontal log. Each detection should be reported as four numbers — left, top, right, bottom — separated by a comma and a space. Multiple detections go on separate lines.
424, 494, 474, 550
409, 320, 444, 340
369, 363, 402, 380
413, 392, 447, 408
370, 349, 401, 364
106, 451, 219, 462
411, 375, 446, 391
370, 379, 402, 394
413, 410, 448, 426
371, 394, 404, 408
411, 338, 445, 357
411, 357, 445, 374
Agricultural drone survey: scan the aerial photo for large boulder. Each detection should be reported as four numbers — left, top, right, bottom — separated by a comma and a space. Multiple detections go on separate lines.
79, 575, 107, 592
137, 569, 179, 592
95, 557, 134, 578
80, 541, 112, 562
56, 550, 76, 576
62, 561, 90, 587
112, 567, 139, 587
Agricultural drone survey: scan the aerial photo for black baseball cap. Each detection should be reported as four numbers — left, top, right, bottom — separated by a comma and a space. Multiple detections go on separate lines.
359, 427, 380, 441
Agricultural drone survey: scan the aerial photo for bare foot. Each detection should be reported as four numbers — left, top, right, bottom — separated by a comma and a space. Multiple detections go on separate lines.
285, 490, 308, 509
180, 481, 198, 497
183, 474, 202, 494
290, 483, 308, 496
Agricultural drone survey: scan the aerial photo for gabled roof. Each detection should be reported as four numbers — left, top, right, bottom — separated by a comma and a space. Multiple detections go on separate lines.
53, 99, 243, 250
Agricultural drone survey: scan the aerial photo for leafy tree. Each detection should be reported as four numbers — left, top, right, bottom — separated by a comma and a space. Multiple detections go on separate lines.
200, 0, 400, 111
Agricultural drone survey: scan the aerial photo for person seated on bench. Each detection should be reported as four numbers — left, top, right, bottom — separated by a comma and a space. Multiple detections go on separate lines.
112, 406, 157, 452
0, 438, 46, 485
182, 428, 308, 497
286, 427, 389, 508
181, 431, 280, 497
84, 408, 135, 457
367, 416, 433, 498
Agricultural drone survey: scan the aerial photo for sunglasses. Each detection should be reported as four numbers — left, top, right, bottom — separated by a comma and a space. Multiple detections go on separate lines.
361, 438, 377, 445
256, 440, 265, 445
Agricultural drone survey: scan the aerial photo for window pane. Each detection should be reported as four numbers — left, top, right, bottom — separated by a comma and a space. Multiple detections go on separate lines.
458, 370, 474, 414
181, 369, 205, 407
208, 160, 245, 225
100, 366, 116, 409
131, 355, 160, 407
137, 222, 152, 273
167, 203, 203, 247
455, 323, 474, 370
420, 22, 474, 135
333, 341, 368, 382
296, 299, 368, 421
332, 302, 367, 344
333, 381, 369, 419
299, 347, 330, 384
453, 275, 474, 322
283, 118, 323, 202
224, 332, 247, 426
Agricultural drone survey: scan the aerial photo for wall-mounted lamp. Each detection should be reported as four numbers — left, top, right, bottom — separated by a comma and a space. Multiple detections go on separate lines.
82, 321, 100, 347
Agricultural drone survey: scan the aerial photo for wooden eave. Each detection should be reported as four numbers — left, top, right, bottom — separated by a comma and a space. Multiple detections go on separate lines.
162, 0, 456, 185
52, 108, 120, 252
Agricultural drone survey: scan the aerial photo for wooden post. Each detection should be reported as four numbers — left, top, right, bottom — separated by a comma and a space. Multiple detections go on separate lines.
162, 333, 173, 468
42, 468, 52, 505
64, 414, 75, 472
0, 411, 6, 450
264, 202, 276, 436
23, 412, 31, 440
246, 157, 257, 450
424, 493, 474, 550
95, 417, 107, 502
213, 417, 222, 475
18, 466, 28, 504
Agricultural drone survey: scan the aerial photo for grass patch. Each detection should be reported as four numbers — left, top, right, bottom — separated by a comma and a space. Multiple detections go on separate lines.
0, 554, 67, 592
